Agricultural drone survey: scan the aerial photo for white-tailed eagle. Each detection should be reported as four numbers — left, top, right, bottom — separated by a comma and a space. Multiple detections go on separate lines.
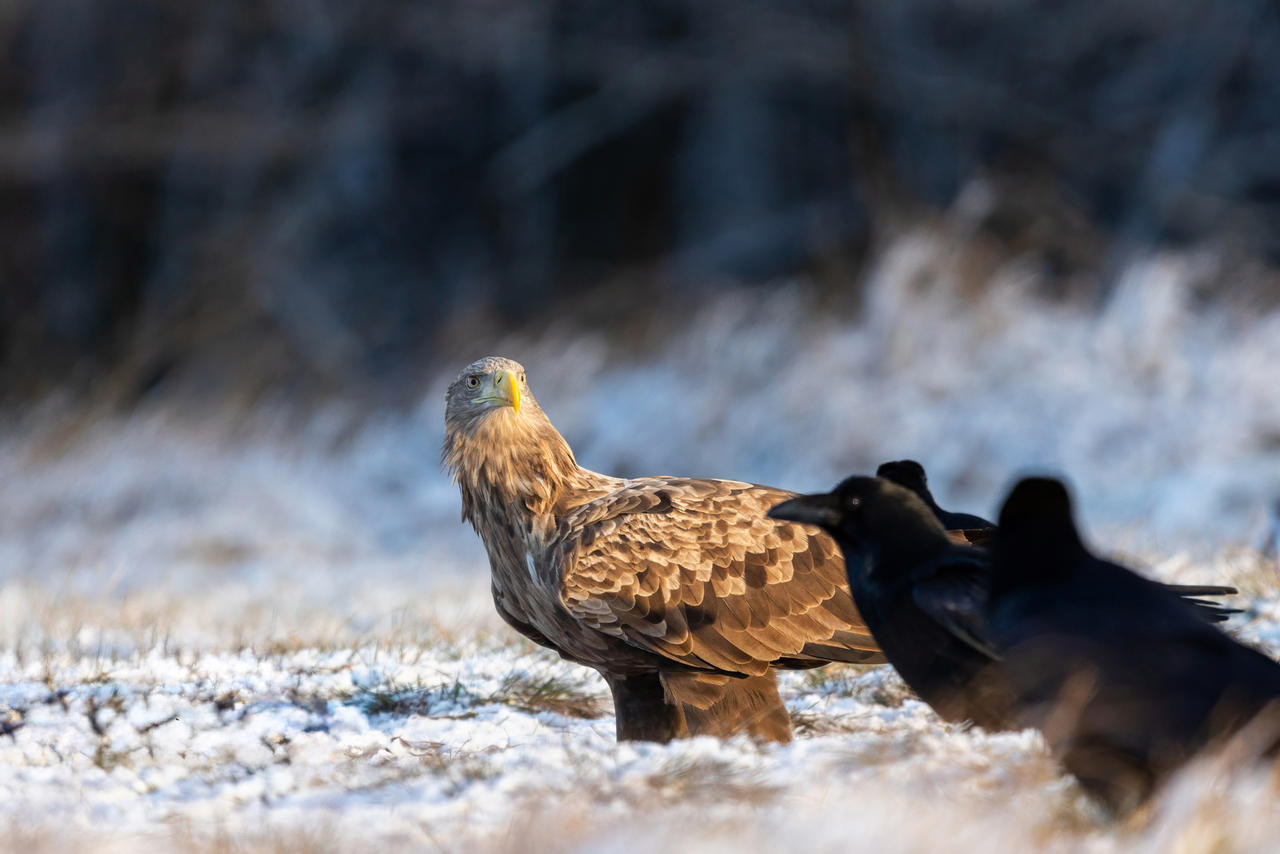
443, 356, 884, 742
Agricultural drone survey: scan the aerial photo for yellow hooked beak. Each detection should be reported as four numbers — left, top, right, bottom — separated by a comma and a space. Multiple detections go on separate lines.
479, 369, 521, 413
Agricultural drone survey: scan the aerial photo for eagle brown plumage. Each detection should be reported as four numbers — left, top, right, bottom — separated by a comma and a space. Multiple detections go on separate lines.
443, 356, 884, 743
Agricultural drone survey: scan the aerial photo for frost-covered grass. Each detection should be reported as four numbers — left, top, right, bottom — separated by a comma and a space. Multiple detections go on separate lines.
3, 571, 1280, 854
2, 239, 1279, 850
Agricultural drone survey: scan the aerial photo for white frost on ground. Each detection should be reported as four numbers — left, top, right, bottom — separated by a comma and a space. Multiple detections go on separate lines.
2, 577, 1280, 853
1, 239, 1279, 850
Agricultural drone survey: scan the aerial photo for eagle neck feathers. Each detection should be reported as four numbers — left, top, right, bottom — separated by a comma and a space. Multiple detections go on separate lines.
443, 407, 611, 538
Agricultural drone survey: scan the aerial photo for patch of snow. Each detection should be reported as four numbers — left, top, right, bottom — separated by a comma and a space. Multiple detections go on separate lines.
1, 579, 1278, 852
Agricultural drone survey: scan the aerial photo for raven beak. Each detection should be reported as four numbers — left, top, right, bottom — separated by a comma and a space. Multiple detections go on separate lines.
768, 493, 842, 528
480, 370, 521, 413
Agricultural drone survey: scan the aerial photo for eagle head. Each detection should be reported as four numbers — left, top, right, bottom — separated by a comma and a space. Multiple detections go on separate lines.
445, 355, 532, 433
443, 356, 579, 518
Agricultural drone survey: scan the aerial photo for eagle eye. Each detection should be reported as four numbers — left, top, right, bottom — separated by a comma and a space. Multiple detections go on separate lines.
519, 372, 526, 383
466, 376, 480, 389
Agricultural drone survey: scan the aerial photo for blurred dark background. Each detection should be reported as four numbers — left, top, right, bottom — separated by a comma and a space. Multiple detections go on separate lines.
4, 0, 1280, 404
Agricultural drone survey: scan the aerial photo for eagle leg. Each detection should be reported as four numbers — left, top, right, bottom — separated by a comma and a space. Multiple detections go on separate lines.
605, 672, 690, 743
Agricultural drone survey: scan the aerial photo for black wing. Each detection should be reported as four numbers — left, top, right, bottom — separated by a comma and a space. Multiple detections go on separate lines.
909, 549, 1000, 660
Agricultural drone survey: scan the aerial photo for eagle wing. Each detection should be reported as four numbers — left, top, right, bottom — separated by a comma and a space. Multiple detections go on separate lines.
555, 477, 884, 676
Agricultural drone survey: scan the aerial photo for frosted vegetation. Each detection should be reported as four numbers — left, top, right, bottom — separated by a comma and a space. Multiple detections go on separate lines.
2, 234, 1279, 850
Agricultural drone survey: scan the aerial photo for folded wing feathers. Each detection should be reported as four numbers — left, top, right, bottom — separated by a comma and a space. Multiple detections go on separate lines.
558, 478, 882, 674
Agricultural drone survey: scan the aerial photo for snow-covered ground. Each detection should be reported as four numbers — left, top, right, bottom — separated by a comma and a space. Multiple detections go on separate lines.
2, 237, 1279, 851
4, 578, 1280, 854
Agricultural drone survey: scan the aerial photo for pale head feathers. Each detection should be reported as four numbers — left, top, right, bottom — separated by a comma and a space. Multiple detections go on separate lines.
442, 356, 583, 521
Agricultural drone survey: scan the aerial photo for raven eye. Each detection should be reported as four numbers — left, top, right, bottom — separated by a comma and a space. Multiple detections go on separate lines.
466, 376, 480, 389
848, 497, 862, 510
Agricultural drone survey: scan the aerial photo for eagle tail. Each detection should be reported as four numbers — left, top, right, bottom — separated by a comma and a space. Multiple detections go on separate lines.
659, 671, 793, 744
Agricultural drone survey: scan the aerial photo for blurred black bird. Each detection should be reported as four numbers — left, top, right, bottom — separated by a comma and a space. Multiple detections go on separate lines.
770, 477, 1014, 728
875, 460, 995, 531
876, 459, 1237, 621
768, 475, 1243, 734
987, 477, 1280, 813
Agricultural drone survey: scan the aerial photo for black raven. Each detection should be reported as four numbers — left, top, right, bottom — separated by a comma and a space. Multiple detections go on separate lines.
875, 459, 995, 530
770, 477, 1014, 728
987, 477, 1280, 813
768, 475, 1244, 734
876, 460, 1238, 620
